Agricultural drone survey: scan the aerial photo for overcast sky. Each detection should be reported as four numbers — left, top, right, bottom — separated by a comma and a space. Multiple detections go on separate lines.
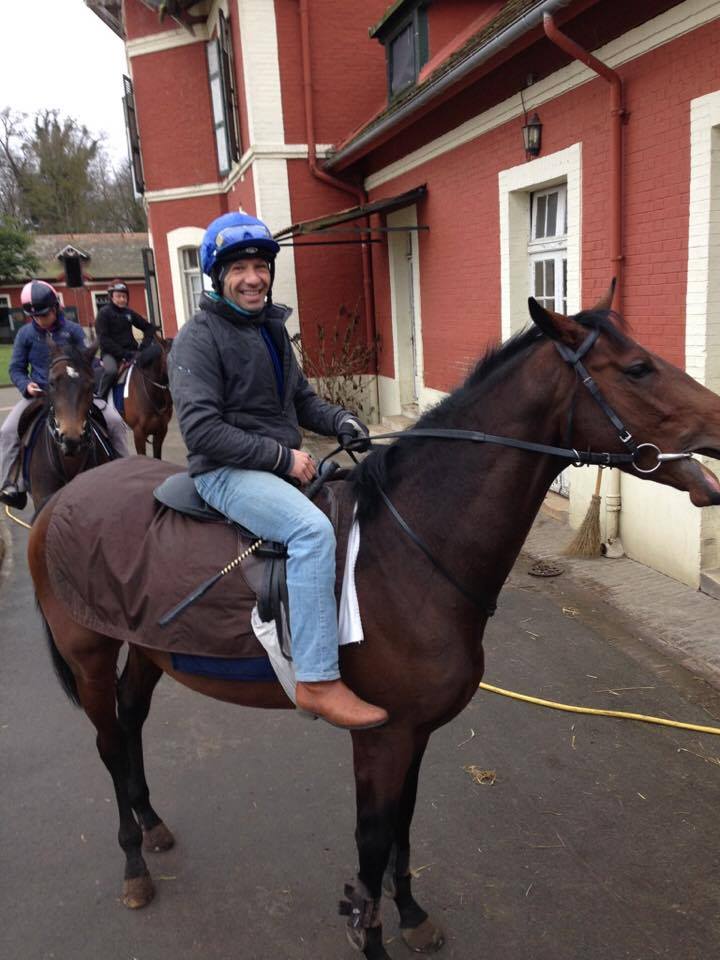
0, 0, 130, 166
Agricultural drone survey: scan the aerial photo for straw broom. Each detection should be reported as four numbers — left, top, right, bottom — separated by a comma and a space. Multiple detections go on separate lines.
564, 468, 603, 557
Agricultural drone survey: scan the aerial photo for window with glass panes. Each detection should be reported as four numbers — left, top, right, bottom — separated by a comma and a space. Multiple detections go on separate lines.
181, 248, 203, 320
528, 185, 567, 314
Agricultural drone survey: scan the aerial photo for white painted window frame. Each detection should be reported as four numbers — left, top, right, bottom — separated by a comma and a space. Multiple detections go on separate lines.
0, 293, 11, 308
167, 226, 209, 329
91, 290, 110, 314
499, 143, 581, 340
528, 184, 568, 314
180, 246, 204, 320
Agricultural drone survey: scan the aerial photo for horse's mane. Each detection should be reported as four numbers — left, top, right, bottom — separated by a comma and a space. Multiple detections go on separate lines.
352, 309, 628, 521
135, 341, 162, 369
52, 341, 94, 372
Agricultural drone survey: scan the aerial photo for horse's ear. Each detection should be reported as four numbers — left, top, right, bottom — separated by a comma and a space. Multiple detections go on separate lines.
588, 278, 617, 313
528, 298, 564, 340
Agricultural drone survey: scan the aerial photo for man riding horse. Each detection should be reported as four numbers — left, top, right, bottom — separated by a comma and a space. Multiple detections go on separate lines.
95, 279, 156, 398
168, 212, 388, 731
0, 280, 128, 510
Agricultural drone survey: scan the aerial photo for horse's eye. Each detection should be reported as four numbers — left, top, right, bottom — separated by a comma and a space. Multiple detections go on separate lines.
625, 362, 653, 380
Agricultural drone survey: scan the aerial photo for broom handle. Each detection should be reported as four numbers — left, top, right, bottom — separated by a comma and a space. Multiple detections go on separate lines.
592, 467, 603, 497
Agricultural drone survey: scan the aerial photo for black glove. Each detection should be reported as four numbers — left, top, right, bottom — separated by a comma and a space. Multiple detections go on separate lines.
337, 415, 371, 453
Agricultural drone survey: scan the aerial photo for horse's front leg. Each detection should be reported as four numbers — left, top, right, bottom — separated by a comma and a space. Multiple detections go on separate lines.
132, 425, 146, 456
382, 734, 444, 954
151, 422, 166, 460
346, 728, 426, 960
117, 646, 174, 853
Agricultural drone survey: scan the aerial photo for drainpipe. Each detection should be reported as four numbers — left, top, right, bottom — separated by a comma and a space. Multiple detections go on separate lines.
298, 0, 376, 352
543, 13, 626, 554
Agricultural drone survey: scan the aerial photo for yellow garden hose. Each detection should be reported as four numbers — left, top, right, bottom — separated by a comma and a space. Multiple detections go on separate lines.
479, 681, 720, 736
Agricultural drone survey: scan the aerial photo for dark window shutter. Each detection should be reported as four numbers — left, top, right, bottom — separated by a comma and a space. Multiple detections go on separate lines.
218, 10, 241, 162
142, 246, 163, 334
122, 75, 145, 195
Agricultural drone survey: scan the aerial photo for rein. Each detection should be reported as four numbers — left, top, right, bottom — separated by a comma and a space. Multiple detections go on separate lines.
329, 328, 695, 615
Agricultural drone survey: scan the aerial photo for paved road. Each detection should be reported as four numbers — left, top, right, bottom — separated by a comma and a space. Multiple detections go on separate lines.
3, 395, 720, 960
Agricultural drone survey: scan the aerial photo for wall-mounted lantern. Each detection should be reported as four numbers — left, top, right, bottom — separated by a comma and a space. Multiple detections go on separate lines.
522, 112, 542, 159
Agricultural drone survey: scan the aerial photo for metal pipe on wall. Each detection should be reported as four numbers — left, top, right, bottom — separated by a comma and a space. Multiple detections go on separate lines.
543, 13, 626, 554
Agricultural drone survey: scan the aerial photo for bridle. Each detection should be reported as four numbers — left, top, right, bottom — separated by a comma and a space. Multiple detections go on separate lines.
46, 355, 92, 451
331, 327, 695, 615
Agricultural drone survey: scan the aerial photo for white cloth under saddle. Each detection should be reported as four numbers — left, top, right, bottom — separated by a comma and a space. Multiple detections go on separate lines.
250, 516, 363, 710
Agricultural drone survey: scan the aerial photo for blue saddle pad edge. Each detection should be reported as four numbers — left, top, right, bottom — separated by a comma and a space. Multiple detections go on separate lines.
170, 653, 276, 681
112, 383, 125, 418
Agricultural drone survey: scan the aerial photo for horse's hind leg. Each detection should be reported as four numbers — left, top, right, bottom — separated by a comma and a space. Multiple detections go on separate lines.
117, 646, 174, 853
132, 426, 146, 456
383, 735, 444, 954
30, 508, 153, 907
42, 609, 155, 907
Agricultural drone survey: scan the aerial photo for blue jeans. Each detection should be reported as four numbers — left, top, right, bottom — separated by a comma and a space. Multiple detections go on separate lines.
195, 467, 340, 682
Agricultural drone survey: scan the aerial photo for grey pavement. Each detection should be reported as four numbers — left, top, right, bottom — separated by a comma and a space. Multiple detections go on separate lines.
523, 510, 720, 691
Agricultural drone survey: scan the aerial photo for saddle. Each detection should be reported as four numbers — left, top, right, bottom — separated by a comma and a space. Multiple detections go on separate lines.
154, 472, 293, 655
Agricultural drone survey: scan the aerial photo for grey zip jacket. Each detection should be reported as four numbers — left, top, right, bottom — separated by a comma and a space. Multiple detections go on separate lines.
169, 293, 351, 477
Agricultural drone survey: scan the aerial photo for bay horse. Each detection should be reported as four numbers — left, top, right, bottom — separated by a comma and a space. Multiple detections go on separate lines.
26, 292, 720, 958
122, 334, 173, 459
24, 340, 114, 511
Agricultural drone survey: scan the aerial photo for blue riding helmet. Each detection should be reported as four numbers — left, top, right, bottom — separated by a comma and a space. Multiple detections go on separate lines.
200, 212, 281, 280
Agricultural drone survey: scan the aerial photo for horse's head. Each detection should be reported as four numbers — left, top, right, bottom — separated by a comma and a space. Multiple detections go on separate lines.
47, 340, 97, 457
529, 285, 720, 506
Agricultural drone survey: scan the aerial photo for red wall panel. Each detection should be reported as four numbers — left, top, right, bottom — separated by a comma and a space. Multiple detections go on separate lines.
131, 43, 219, 191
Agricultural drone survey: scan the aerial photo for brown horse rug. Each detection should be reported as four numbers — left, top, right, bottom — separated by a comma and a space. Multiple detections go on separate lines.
45, 456, 356, 660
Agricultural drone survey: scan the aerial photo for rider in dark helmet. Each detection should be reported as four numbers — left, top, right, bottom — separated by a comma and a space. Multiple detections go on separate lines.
169, 212, 385, 730
95, 279, 155, 397
0, 281, 128, 509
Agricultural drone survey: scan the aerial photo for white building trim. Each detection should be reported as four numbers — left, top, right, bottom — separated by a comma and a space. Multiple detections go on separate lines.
365, 0, 720, 191
498, 143, 582, 340
166, 226, 207, 329
237, 0, 285, 145
126, 25, 209, 59
144, 144, 333, 202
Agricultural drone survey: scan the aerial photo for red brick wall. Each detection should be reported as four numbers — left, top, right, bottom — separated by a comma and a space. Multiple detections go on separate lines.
274, 0, 388, 147
131, 42, 219, 191
285, 160, 366, 356
358, 16, 720, 391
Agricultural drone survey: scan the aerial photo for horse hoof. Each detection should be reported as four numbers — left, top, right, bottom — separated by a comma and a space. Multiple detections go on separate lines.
401, 917, 445, 953
143, 822, 175, 852
122, 874, 155, 909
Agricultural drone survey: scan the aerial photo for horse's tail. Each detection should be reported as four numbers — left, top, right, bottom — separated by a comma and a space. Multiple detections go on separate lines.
37, 602, 81, 707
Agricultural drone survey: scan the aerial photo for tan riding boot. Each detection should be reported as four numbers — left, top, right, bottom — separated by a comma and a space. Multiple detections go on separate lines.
295, 679, 389, 730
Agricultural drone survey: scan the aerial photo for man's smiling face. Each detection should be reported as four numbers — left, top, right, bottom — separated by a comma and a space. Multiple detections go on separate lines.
222, 257, 271, 312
